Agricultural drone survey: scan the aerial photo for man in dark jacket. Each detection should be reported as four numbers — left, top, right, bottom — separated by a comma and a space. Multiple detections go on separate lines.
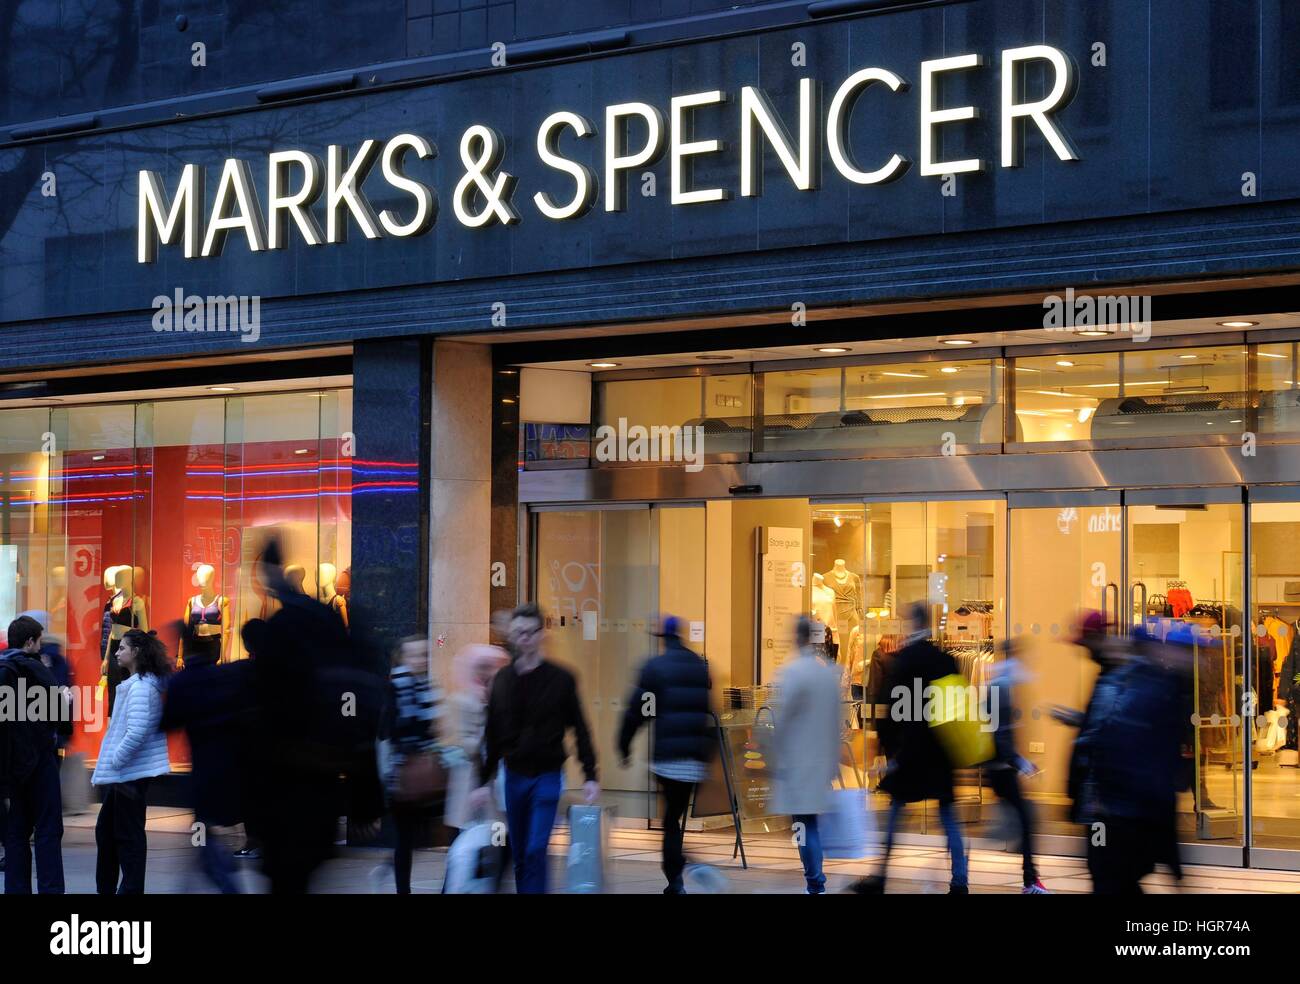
1, 615, 66, 894
851, 601, 967, 894
618, 615, 712, 894
161, 622, 256, 893
1074, 626, 1188, 893
471, 602, 599, 894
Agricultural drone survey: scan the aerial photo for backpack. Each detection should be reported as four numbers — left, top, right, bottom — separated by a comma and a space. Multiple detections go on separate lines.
0, 653, 56, 792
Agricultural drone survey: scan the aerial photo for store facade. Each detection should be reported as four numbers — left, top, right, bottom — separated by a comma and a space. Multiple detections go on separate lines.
4, 0, 1300, 867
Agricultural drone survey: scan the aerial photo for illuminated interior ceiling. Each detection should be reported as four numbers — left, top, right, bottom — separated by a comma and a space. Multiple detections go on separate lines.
515, 314, 1297, 371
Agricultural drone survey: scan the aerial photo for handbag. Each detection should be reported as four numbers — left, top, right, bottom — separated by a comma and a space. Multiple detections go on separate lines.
393, 747, 447, 804
818, 788, 875, 859
928, 673, 995, 768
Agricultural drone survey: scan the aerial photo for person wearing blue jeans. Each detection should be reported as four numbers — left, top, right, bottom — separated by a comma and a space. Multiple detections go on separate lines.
792, 814, 826, 893
850, 602, 969, 895
772, 618, 843, 895
503, 769, 563, 893
471, 603, 600, 895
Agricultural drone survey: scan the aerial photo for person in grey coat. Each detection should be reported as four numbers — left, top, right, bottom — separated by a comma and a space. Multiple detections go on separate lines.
772, 616, 844, 894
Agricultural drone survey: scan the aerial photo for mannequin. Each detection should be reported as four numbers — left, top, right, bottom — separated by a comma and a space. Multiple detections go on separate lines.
823, 559, 863, 644
318, 562, 350, 629
811, 573, 837, 642
181, 564, 231, 666
101, 565, 148, 715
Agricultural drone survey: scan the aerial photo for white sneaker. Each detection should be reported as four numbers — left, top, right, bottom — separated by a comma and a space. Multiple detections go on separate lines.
1022, 879, 1050, 894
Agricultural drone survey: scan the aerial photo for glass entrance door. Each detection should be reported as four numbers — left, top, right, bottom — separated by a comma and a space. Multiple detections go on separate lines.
1125, 490, 1245, 858
1008, 493, 1124, 840
1246, 488, 1300, 868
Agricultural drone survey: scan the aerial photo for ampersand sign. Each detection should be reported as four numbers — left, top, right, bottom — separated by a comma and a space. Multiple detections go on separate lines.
453, 125, 519, 228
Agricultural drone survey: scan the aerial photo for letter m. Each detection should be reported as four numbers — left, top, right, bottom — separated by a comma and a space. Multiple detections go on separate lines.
1097, 295, 1128, 330
207, 296, 238, 332
139, 164, 204, 263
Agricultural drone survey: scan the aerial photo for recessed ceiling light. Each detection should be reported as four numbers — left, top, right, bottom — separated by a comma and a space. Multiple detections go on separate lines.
588, 362, 620, 369
696, 354, 734, 361
940, 367, 961, 374
1230, 419, 1243, 423
294, 448, 311, 455
1219, 321, 1257, 328
1179, 354, 1197, 359
208, 386, 237, 392
816, 346, 850, 354
92, 454, 105, 461
500, 397, 516, 404
941, 339, 975, 346
1056, 360, 1074, 368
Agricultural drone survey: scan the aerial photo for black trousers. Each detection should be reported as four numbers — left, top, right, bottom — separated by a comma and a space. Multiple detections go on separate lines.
988, 767, 1038, 886
95, 779, 150, 895
4, 750, 64, 894
392, 803, 433, 894
1086, 817, 1159, 894
658, 777, 695, 894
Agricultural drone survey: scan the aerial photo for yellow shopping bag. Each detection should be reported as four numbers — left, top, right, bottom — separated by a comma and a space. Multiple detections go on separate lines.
927, 674, 994, 768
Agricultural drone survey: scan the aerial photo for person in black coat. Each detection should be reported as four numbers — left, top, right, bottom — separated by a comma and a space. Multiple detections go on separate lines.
618, 615, 713, 894
161, 621, 256, 893
851, 601, 968, 894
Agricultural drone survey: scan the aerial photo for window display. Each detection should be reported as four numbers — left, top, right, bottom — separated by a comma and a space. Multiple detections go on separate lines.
0, 388, 352, 772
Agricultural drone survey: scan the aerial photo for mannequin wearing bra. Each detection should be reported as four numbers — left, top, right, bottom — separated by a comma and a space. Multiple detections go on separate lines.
181, 564, 230, 666
100, 565, 148, 716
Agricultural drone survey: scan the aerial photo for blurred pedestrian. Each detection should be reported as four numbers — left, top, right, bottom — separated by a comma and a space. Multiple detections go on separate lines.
618, 614, 713, 895
1050, 611, 1128, 822
771, 615, 842, 895
444, 640, 510, 838
986, 639, 1048, 893
250, 539, 386, 894
850, 601, 968, 894
470, 603, 599, 894
233, 618, 268, 862
161, 621, 255, 893
385, 636, 445, 894
1071, 625, 1188, 893
1, 614, 66, 894
91, 627, 171, 895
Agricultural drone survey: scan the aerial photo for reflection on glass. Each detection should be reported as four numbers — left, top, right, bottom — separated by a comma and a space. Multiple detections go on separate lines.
1015, 346, 1249, 442
763, 360, 1001, 454
0, 391, 352, 773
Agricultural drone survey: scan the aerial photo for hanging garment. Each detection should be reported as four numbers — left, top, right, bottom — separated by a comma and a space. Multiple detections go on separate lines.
825, 568, 862, 640
1254, 631, 1277, 714
1168, 587, 1194, 618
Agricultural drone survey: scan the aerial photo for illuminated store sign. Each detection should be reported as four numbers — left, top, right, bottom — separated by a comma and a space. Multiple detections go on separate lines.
138, 44, 1077, 263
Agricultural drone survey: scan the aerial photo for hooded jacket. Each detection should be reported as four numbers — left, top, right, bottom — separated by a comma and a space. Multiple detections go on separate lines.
92, 672, 170, 785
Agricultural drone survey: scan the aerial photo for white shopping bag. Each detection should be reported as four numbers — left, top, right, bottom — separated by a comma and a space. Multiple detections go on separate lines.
566, 804, 608, 893
818, 788, 875, 859
443, 820, 505, 894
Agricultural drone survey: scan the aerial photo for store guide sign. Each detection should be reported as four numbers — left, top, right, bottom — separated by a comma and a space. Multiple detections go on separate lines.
137, 44, 1078, 263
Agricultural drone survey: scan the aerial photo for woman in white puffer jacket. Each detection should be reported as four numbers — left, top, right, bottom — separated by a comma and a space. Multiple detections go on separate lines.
91, 628, 172, 894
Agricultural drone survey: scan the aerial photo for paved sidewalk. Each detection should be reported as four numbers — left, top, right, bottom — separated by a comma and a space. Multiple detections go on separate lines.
16, 806, 1295, 894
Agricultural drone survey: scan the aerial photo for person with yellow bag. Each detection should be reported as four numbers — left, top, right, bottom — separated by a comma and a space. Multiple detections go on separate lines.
849, 602, 968, 894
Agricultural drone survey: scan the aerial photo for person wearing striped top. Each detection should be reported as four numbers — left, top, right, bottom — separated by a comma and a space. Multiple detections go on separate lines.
388, 636, 445, 894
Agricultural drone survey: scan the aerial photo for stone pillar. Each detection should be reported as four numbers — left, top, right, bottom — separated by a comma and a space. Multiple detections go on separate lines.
351, 337, 428, 651
428, 340, 494, 679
